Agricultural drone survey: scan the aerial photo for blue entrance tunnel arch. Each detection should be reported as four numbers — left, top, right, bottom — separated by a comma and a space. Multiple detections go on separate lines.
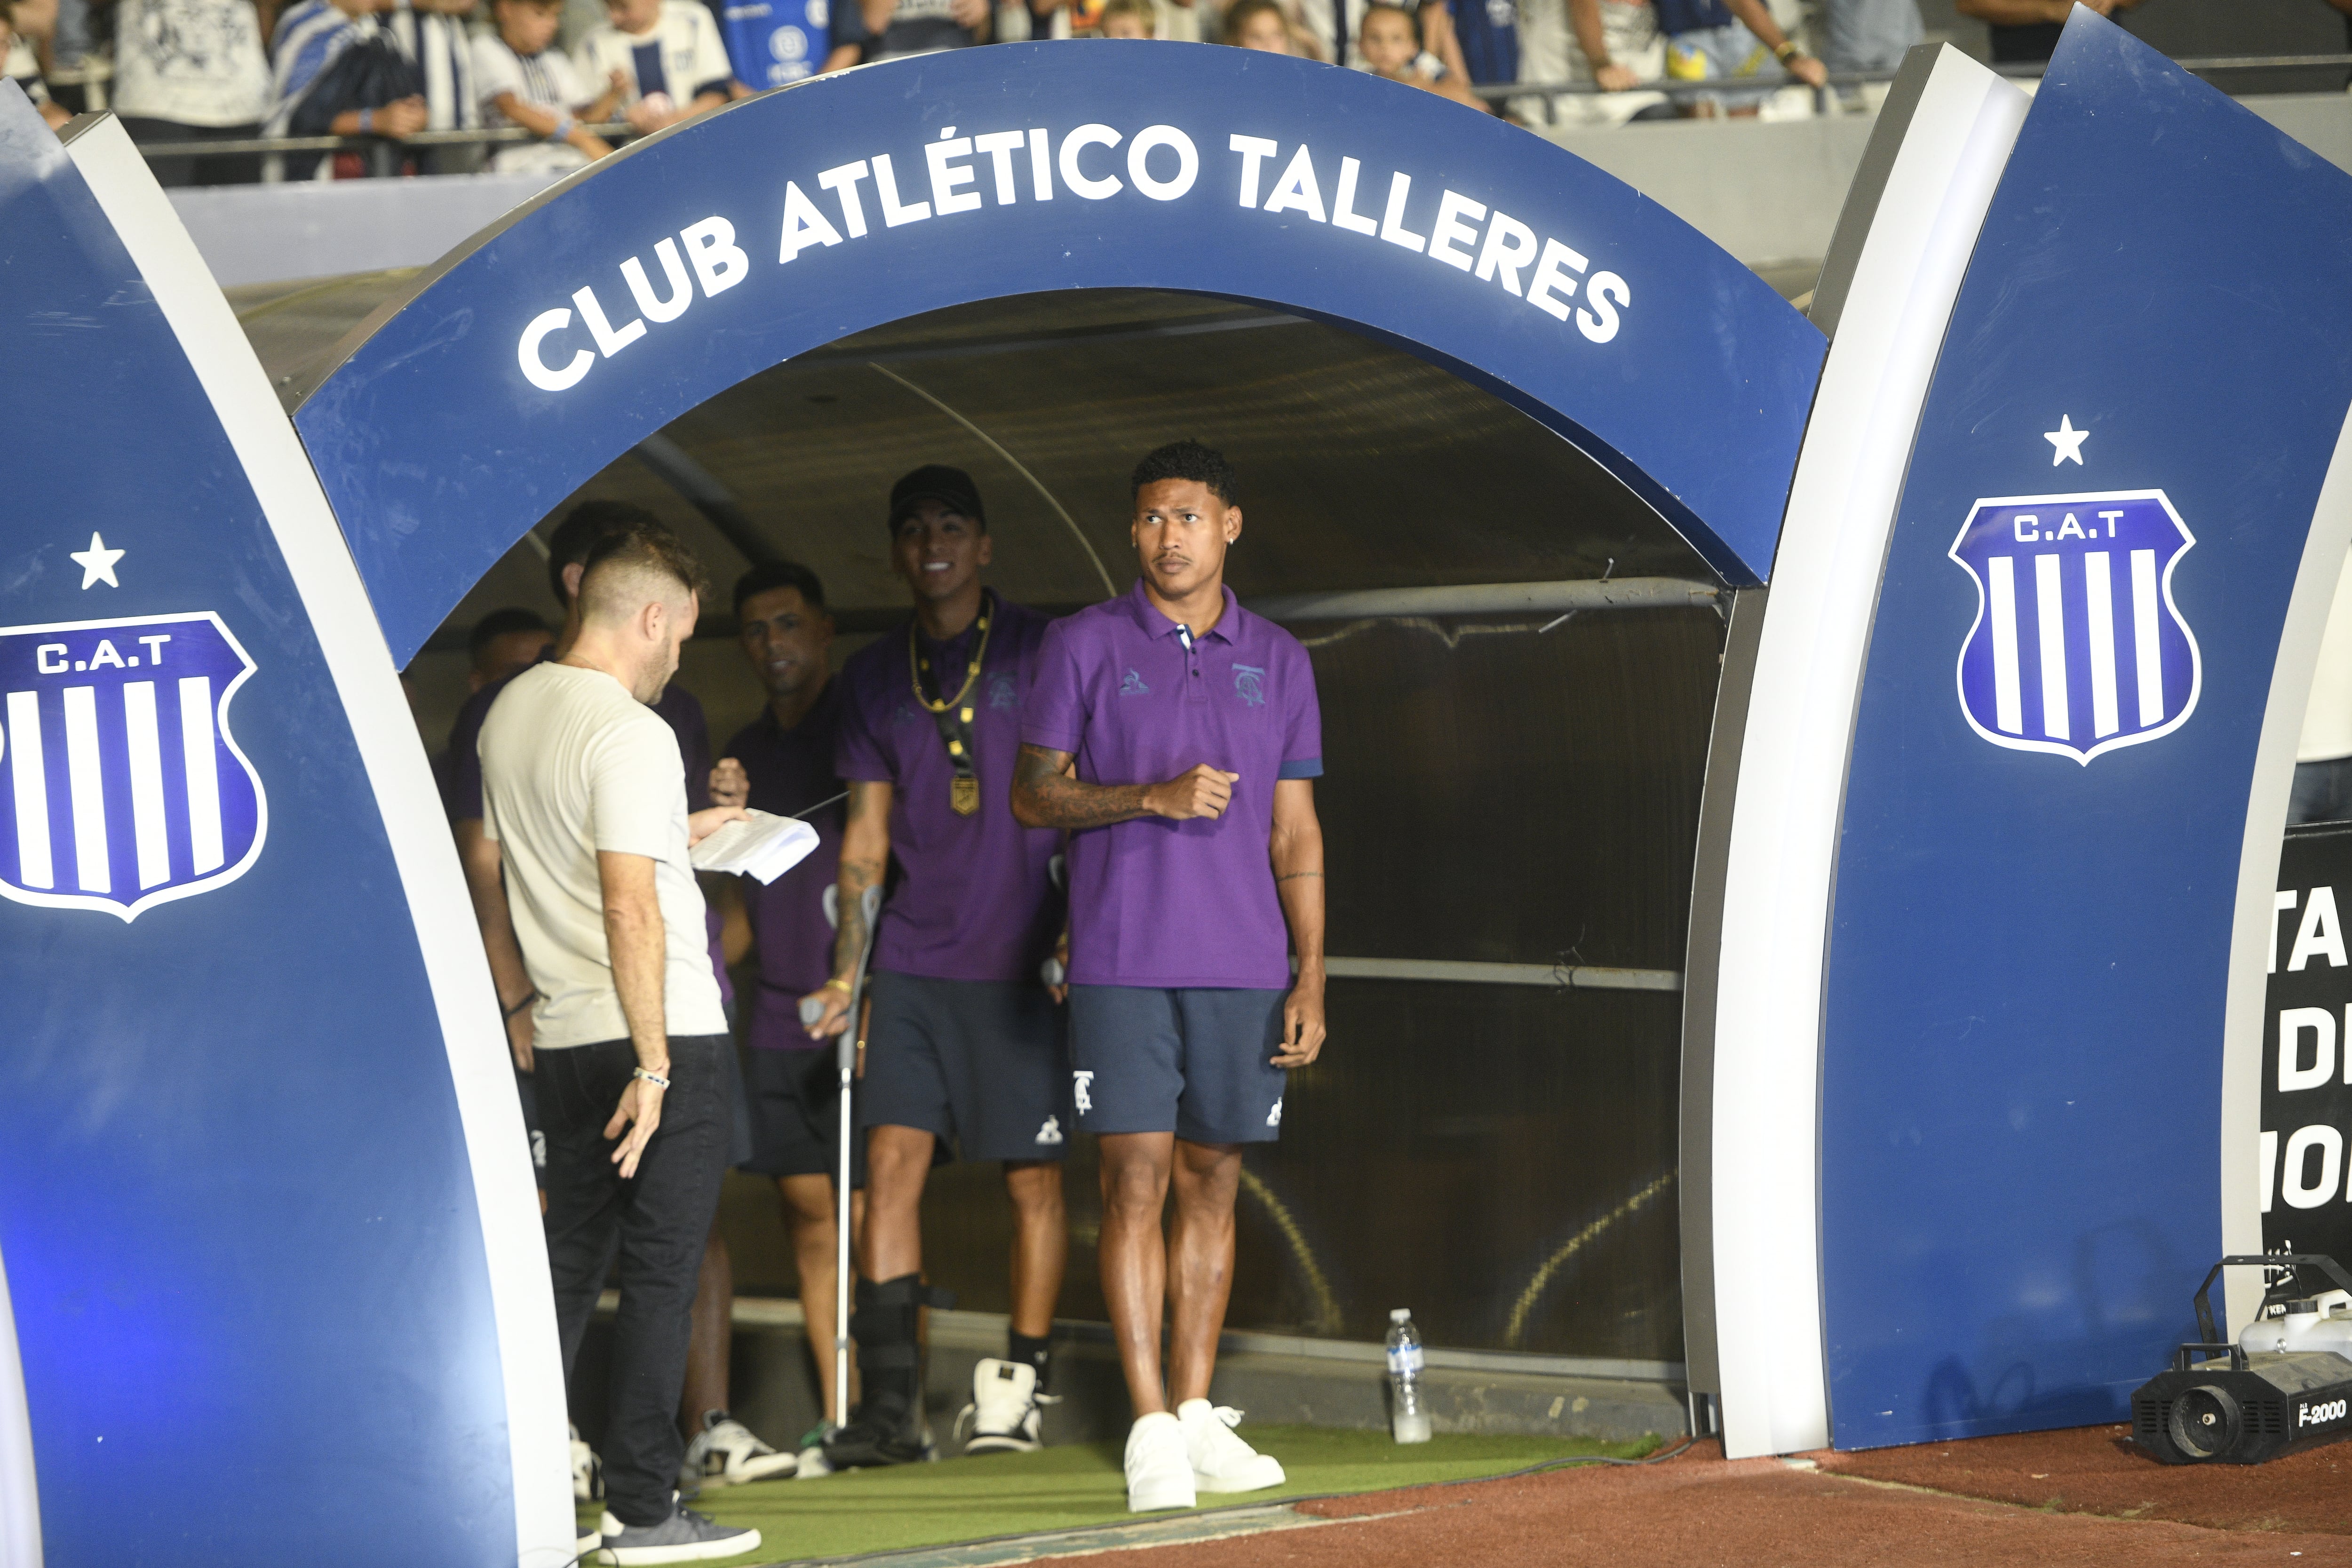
293, 42, 1826, 666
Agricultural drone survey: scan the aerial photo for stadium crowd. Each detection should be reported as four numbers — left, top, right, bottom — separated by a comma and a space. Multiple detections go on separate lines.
13, 0, 2319, 179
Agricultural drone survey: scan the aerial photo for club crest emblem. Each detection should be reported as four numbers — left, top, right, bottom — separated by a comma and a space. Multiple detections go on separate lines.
0, 613, 266, 920
1233, 664, 1267, 708
1948, 490, 2200, 765
988, 672, 1019, 711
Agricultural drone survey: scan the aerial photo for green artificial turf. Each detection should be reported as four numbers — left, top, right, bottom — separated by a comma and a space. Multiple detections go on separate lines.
579, 1426, 1661, 1565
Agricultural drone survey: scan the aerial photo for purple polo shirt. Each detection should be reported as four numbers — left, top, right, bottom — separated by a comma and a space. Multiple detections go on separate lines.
443, 648, 733, 1003
834, 597, 1063, 982
1023, 580, 1322, 990
725, 680, 845, 1051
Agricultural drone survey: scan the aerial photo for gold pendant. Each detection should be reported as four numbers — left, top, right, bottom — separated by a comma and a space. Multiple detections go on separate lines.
952, 776, 979, 816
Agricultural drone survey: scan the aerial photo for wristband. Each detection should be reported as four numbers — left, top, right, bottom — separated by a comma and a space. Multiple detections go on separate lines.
1772, 40, 1799, 62
501, 990, 537, 1020
549, 115, 575, 143
823, 977, 853, 994
358, 107, 374, 134
632, 1066, 671, 1090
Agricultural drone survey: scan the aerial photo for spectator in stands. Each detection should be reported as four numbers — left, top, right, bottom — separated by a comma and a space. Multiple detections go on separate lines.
1223, 0, 1292, 51
574, 0, 732, 133
265, 0, 429, 178
1526, 0, 1667, 125
1820, 0, 1920, 109
829, 0, 984, 65
1425, 0, 1514, 95
2, 0, 73, 127
384, 0, 480, 172
1658, 0, 1823, 116
1955, 0, 2143, 65
474, 0, 620, 170
1359, 1, 1484, 106
101, 0, 271, 181
711, 0, 832, 89
1093, 0, 1149, 35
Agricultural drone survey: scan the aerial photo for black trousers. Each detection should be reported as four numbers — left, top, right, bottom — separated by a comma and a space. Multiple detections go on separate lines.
118, 118, 262, 187
540, 1034, 730, 1527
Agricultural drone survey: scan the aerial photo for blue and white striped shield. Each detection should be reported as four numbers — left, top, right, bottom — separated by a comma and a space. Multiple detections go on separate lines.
0, 613, 266, 920
1948, 490, 2201, 765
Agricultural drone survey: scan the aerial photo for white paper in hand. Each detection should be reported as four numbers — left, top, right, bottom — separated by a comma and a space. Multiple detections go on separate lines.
690, 810, 819, 884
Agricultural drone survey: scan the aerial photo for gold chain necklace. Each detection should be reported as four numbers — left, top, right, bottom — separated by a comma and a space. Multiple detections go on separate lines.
909, 594, 992, 814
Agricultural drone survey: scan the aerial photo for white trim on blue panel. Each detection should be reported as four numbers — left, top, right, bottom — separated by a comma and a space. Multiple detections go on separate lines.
0, 1248, 40, 1568
60, 118, 575, 1565
2224, 405, 2352, 1335
1710, 48, 2027, 1460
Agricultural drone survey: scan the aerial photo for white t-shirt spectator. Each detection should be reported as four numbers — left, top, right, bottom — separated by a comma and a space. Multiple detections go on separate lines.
110, 0, 271, 127
385, 1, 479, 129
574, 0, 731, 110
473, 30, 595, 170
478, 662, 728, 1051
6, 34, 47, 101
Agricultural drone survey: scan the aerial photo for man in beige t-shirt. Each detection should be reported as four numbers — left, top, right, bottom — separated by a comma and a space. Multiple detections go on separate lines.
478, 524, 760, 1564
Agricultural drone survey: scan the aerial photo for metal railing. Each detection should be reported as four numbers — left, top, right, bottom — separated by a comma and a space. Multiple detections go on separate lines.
113, 50, 2352, 172
1473, 51, 2352, 110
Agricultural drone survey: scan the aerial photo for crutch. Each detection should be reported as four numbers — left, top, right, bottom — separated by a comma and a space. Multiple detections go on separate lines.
801, 882, 882, 1428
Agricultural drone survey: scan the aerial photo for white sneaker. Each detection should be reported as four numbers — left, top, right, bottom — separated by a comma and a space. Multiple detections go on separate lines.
1124, 1412, 1197, 1512
679, 1409, 797, 1487
1178, 1400, 1285, 1493
571, 1423, 604, 1503
794, 1421, 834, 1479
957, 1358, 1045, 1454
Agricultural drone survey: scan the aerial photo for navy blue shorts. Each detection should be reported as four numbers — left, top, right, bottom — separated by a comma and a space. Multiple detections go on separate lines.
1067, 986, 1288, 1146
742, 1044, 865, 1186
860, 971, 1073, 1163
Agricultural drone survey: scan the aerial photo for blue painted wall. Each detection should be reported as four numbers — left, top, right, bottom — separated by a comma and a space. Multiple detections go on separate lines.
0, 95, 515, 1565
1819, 18, 2352, 1449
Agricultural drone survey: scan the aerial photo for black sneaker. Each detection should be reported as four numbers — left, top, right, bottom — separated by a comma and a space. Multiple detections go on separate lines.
820, 1388, 933, 1470
595, 1501, 760, 1565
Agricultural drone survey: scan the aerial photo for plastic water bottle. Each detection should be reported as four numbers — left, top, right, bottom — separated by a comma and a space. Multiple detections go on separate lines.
1386, 1308, 1431, 1443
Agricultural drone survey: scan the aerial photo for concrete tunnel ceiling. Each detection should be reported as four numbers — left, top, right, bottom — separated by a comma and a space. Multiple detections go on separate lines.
238, 281, 1742, 642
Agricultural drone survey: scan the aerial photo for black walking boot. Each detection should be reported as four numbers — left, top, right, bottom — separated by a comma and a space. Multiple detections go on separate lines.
822, 1274, 954, 1470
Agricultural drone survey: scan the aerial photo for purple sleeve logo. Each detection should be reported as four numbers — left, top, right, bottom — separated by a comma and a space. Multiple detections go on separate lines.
1947, 488, 2201, 765
0, 612, 267, 920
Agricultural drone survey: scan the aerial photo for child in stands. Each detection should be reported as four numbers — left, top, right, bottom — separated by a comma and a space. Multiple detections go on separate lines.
574, 0, 733, 134
475, 0, 622, 170
1358, 0, 1484, 107
2, 0, 72, 128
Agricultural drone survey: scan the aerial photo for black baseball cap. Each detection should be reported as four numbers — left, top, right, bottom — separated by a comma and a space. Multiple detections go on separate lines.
888, 465, 986, 529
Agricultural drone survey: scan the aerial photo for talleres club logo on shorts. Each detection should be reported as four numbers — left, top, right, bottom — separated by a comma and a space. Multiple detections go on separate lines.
1948, 487, 2200, 765
0, 613, 267, 920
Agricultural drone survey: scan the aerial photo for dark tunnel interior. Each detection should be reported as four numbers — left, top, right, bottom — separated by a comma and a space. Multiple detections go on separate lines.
245, 279, 1732, 1362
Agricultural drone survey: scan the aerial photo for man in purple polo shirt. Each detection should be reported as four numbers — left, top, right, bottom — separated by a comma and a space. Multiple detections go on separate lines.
720, 558, 865, 1472
442, 502, 791, 1494
800, 465, 1070, 1468
1011, 440, 1327, 1515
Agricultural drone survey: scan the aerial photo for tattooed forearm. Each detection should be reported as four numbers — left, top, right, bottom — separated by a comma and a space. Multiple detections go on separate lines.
831, 780, 890, 976
1010, 744, 1161, 831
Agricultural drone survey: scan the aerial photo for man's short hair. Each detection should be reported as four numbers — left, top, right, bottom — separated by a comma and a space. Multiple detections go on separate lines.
467, 607, 551, 669
1131, 440, 1239, 508
887, 465, 987, 535
734, 560, 829, 619
546, 500, 664, 606
578, 523, 708, 623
